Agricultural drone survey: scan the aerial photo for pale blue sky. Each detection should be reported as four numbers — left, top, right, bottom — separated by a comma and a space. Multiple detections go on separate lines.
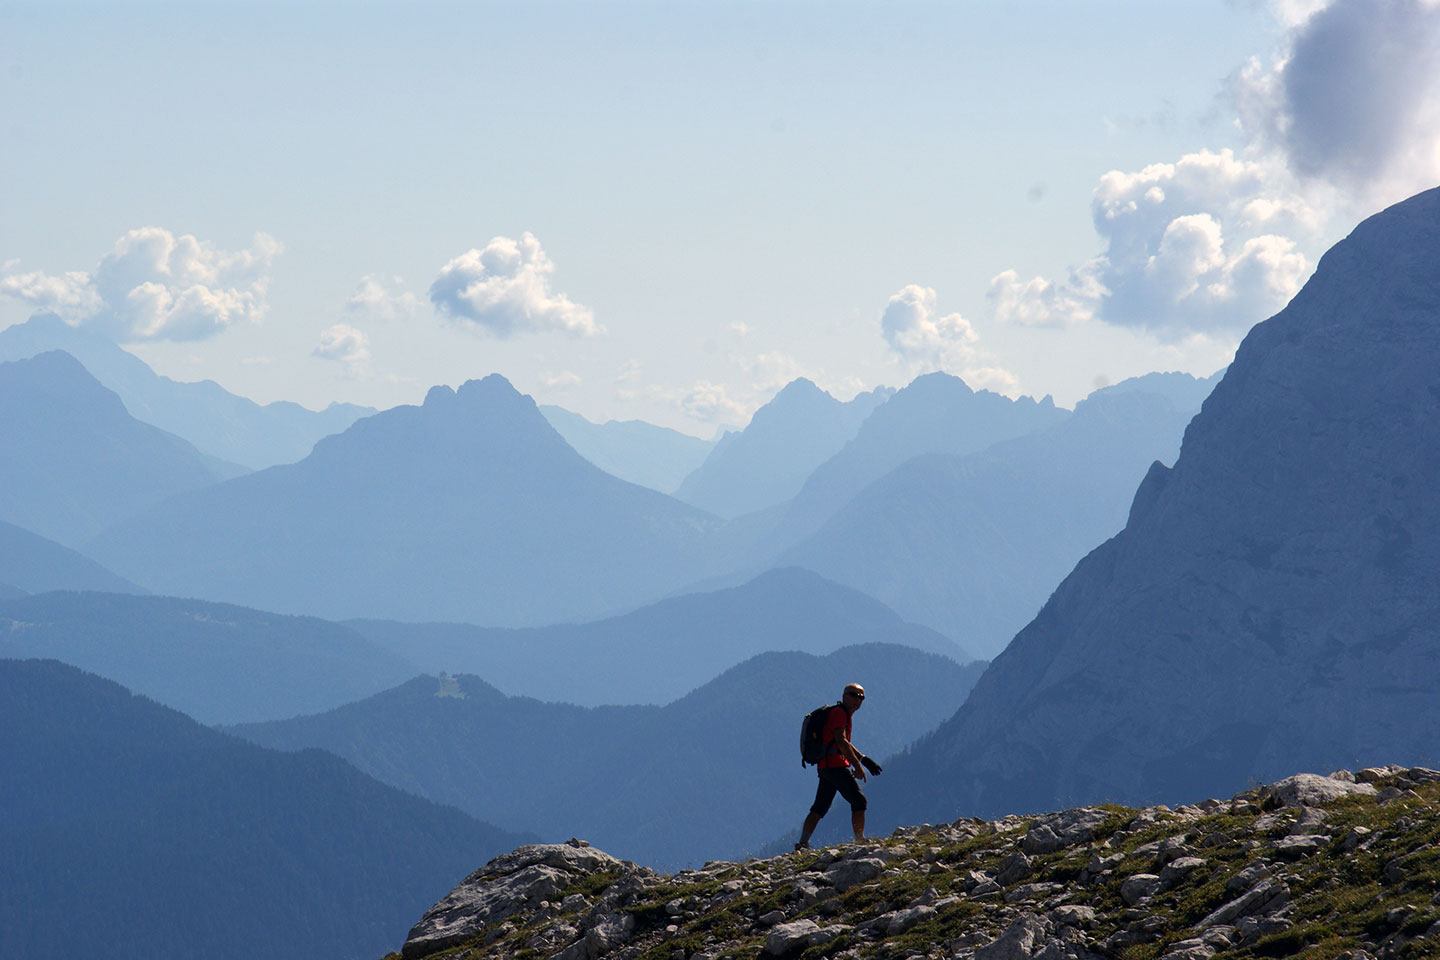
4, 1, 1438, 434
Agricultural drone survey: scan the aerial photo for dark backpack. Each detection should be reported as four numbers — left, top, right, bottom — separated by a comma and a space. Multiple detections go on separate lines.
800, 703, 839, 767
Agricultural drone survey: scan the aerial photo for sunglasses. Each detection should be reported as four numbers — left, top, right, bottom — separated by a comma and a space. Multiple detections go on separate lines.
847, 691, 865, 700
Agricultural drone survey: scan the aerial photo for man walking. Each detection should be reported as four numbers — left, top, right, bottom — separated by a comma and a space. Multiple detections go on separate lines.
795, 682, 883, 850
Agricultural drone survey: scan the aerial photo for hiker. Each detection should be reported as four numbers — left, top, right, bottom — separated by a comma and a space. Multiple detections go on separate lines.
795, 682, 883, 849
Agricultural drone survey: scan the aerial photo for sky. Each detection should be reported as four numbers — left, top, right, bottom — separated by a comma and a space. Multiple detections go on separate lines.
3, 0, 1439, 437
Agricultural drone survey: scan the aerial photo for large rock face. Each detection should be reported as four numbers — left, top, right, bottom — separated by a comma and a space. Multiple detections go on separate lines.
884, 186, 1440, 824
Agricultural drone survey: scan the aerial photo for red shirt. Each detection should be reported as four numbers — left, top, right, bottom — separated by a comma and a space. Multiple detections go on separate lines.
817, 704, 852, 769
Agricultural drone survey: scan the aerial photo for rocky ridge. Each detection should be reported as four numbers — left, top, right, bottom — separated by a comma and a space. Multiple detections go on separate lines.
387, 768, 1440, 960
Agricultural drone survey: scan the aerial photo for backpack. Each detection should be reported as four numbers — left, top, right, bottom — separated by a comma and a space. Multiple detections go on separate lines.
800, 703, 840, 767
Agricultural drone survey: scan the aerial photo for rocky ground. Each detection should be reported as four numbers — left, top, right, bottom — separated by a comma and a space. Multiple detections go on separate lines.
383, 767, 1440, 960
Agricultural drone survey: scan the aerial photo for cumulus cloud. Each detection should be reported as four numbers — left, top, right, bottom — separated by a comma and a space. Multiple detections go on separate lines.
0, 228, 280, 341
429, 233, 600, 338
345, 275, 420, 322
1234, 0, 1440, 205
679, 380, 747, 424
881, 284, 1020, 389
991, 0, 1440, 343
539, 370, 582, 388
313, 323, 371, 375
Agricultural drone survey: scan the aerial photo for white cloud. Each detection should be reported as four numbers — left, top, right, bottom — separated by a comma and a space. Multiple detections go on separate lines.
429, 232, 600, 338
992, 149, 1315, 341
679, 380, 747, 425
313, 323, 371, 375
735, 351, 807, 394
881, 283, 1020, 390
345, 275, 419, 322
1235, 0, 1440, 207
539, 370, 581, 388
0, 228, 279, 341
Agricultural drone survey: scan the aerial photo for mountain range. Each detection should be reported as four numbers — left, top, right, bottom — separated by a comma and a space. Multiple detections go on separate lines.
539, 404, 714, 493
879, 184, 1440, 826
346, 567, 971, 706
232, 642, 985, 868
0, 350, 238, 546
777, 377, 1218, 658
0, 591, 420, 725
0, 520, 143, 595
0, 658, 531, 960
0, 313, 374, 469
673, 378, 893, 518
86, 374, 726, 625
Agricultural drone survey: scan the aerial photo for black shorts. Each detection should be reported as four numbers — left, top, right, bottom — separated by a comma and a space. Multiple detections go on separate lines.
810, 765, 867, 816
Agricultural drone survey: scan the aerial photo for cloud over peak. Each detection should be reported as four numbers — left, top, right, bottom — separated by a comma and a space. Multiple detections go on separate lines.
429, 233, 600, 339
0, 228, 280, 342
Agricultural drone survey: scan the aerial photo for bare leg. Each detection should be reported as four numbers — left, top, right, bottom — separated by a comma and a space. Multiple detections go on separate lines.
852, 809, 865, 843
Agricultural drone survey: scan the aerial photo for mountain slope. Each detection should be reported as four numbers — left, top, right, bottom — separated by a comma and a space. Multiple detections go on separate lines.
0, 659, 532, 960
232, 642, 986, 869
779, 378, 1214, 657
0, 592, 419, 725
86, 375, 725, 626
881, 185, 1440, 826
345, 567, 970, 706
539, 404, 714, 493
674, 378, 892, 518
0, 350, 233, 546
0, 520, 144, 595
762, 372, 1069, 549
0, 313, 373, 468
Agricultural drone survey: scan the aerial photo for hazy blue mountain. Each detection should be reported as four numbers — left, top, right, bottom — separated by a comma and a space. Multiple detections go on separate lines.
0, 313, 374, 469
878, 185, 1440, 826
778, 376, 1216, 658
0, 659, 531, 960
673, 378, 894, 518
764, 372, 1069, 547
0, 592, 419, 724
0, 583, 23, 601
87, 374, 725, 626
233, 643, 986, 869
0, 350, 236, 546
0, 519, 144, 595
345, 567, 971, 706
1091, 368, 1225, 409
539, 403, 714, 493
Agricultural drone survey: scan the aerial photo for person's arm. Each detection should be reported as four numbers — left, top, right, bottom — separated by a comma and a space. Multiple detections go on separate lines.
834, 727, 867, 780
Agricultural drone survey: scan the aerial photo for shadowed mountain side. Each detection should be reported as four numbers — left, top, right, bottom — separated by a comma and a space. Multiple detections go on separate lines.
0, 592, 420, 725
0, 659, 531, 960
0, 520, 144, 595
0, 351, 235, 546
344, 568, 971, 706
874, 185, 1440, 829
0, 583, 23, 601
0, 314, 374, 469
85, 374, 727, 626
674, 379, 893, 518
231, 643, 986, 870
539, 404, 714, 493
759, 373, 1069, 549
779, 384, 1208, 659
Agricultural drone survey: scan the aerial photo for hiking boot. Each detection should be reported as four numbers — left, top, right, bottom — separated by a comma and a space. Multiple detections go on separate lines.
793, 839, 810, 852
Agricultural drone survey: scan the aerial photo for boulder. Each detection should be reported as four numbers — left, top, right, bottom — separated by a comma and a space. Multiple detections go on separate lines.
402, 843, 629, 959
1261, 774, 1377, 809
764, 920, 820, 956
1022, 808, 1112, 854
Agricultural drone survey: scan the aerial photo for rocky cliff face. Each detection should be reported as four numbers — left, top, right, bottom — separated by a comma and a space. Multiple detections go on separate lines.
882, 186, 1440, 822
385, 767, 1440, 960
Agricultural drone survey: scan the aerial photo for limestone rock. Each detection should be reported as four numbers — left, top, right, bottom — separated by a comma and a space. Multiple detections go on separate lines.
1261, 774, 1377, 809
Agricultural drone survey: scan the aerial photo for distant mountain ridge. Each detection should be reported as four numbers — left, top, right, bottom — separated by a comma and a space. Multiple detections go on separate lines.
232, 642, 986, 868
0, 313, 374, 469
0, 521, 144, 596
674, 378, 893, 518
778, 375, 1218, 657
0, 591, 420, 725
540, 405, 714, 493
879, 184, 1440, 826
0, 658, 532, 960
87, 374, 725, 626
0, 350, 235, 546
346, 567, 971, 705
